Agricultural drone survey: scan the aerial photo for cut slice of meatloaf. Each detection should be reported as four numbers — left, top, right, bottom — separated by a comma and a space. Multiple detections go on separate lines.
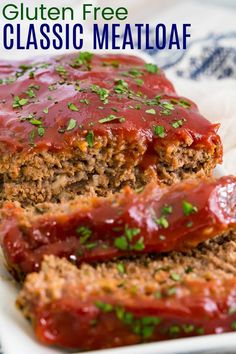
17, 231, 236, 351
0, 53, 222, 206
1, 176, 235, 279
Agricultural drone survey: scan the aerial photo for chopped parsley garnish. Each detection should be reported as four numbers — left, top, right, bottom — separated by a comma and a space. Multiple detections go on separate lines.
155, 216, 169, 229
43, 108, 49, 114
95, 303, 161, 339
145, 108, 156, 115
153, 125, 166, 138
71, 52, 93, 69
91, 84, 109, 104
145, 63, 158, 74
170, 273, 181, 282
12, 96, 29, 109
80, 99, 89, 104
48, 84, 57, 91
29, 130, 35, 146
76, 226, 92, 244
25, 88, 36, 98
38, 127, 45, 137
114, 236, 128, 250
171, 119, 184, 129
102, 60, 120, 68
55, 65, 67, 77
114, 79, 129, 94
162, 205, 173, 215
95, 301, 113, 313
29, 118, 42, 125
232, 322, 236, 331
117, 263, 126, 274
186, 221, 193, 228
182, 201, 198, 216
178, 99, 191, 108
98, 115, 125, 124
160, 101, 175, 115
196, 328, 204, 335
68, 102, 79, 112
182, 324, 195, 333
185, 266, 193, 273
85, 242, 97, 250
86, 131, 94, 147
135, 78, 144, 86
167, 287, 176, 296
29, 71, 35, 79
114, 225, 143, 251
133, 237, 144, 251
122, 68, 143, 77
66, 118, 77, 131
169, 325, 181, 335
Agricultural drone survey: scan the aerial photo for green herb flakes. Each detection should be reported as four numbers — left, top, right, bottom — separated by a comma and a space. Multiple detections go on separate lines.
155, 216, 169, 229
145, 108, 156, 115
43, 108, 49, 114
98, 115, 125, 124
71, 52, 93, 69
12, 96, 29, 109
66, 118, 77, 131
145, 63, 159, 74
91, 84, 109, 104
55, 65, 67, 77
114, 79, 129, 94
135, 78, 144, 86
38, 127, 45, 137
153, 125, 166, 138
171, 119, 184, 129
114, 236, 128, 250
117, 263, 126, 274
76, 226, 92, 244
182, 201, 198, 216
68, 102, 79, 112
231, 321, 236, 331
178, 99, 191, 108
86, 131, 94, 147
170, 273, 181, 282
95, 301, 113, 313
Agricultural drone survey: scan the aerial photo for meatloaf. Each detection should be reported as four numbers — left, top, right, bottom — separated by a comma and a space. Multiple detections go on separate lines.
1, 176, 235, 279
17, 231, 236, 351
0, 52, 222, 206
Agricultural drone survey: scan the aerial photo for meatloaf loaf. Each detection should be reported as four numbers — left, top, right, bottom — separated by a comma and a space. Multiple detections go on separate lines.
17, 231, 236, 351
0, 52, 222, 206
1, 176, 235, 279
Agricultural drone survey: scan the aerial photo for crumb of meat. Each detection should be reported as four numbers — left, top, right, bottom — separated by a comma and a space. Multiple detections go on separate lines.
0, 134, 220, 207
17, 231, 236, 321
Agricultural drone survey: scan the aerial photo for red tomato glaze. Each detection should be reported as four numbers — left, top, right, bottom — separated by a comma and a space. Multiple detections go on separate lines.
32, 278, 236, 350
0, 53, 221, 153
1, 176, 235, 278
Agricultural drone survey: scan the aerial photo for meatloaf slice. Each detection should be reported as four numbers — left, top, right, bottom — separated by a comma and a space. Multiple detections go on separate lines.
0, 53, 222, 206
1, 176, 235, 279
17, 231, 236, 351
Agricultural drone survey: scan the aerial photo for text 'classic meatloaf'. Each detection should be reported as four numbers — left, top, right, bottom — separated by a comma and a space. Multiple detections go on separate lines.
1, 176, 235, 279
17, 231, 236, 351
0, 52, 222, 206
